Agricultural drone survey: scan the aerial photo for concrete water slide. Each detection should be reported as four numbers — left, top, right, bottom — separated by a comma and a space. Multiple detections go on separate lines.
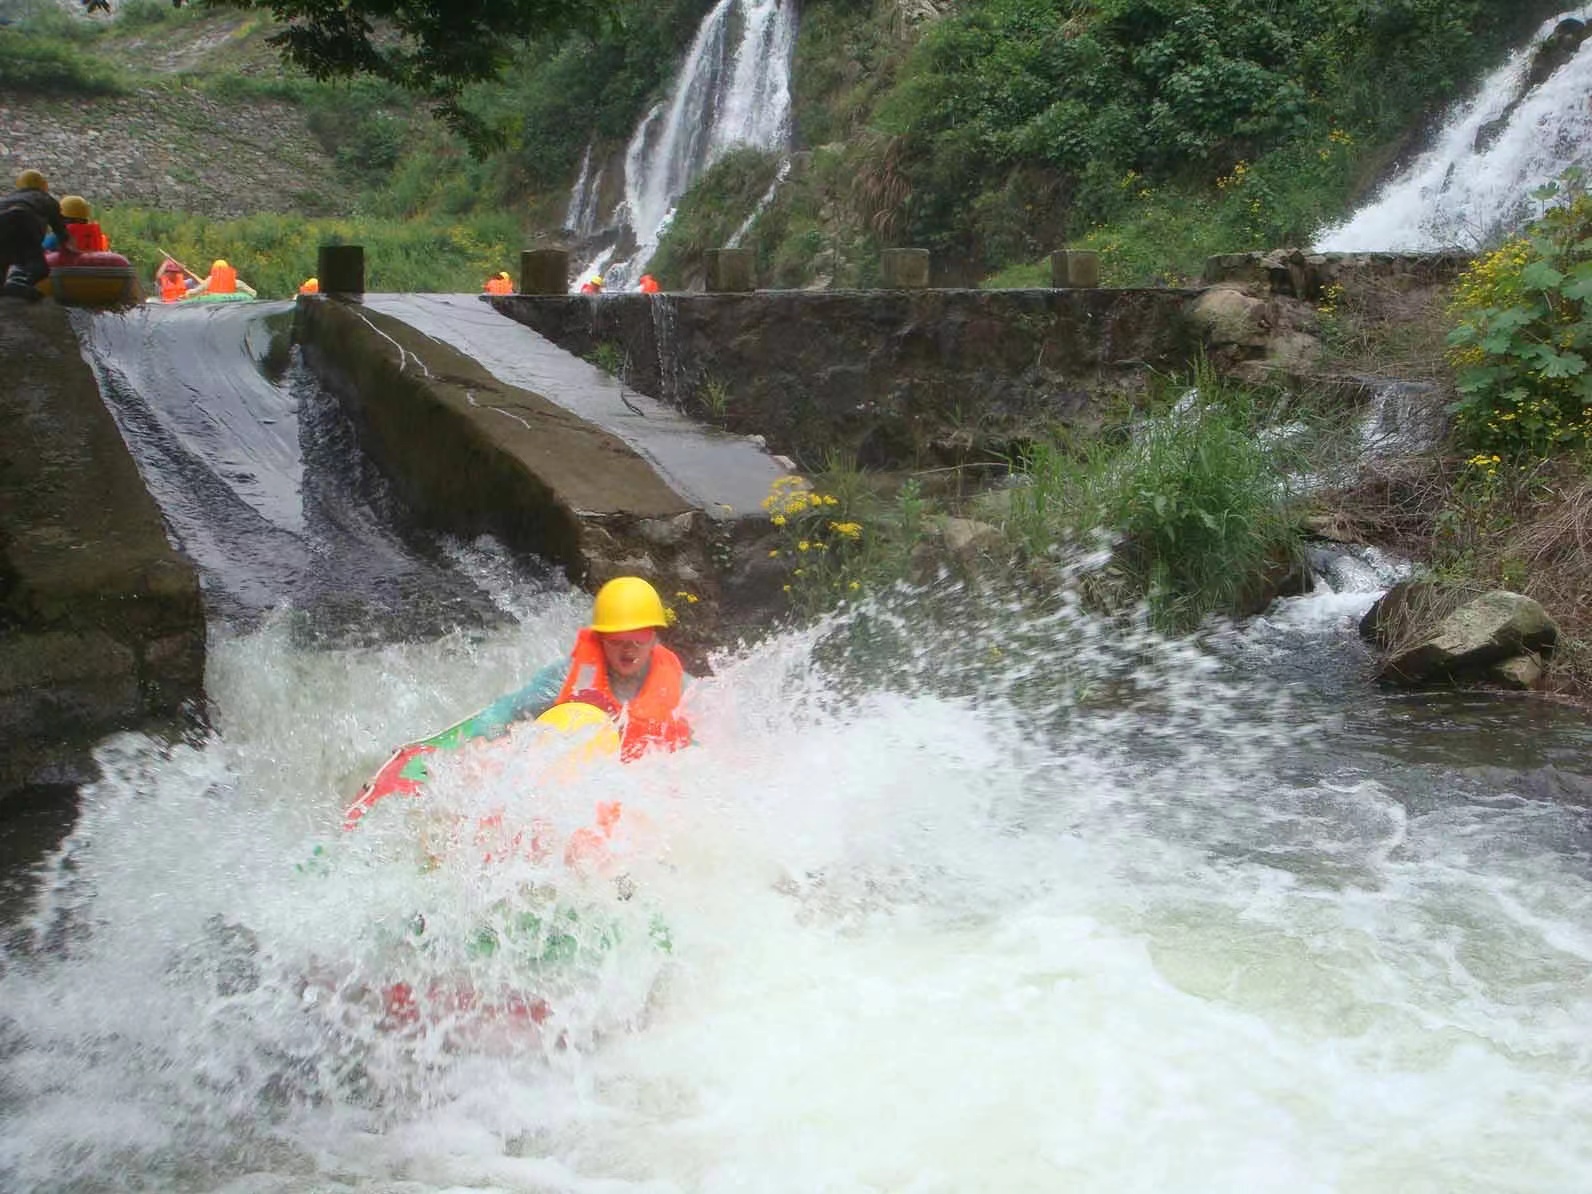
295, 294, 787, 610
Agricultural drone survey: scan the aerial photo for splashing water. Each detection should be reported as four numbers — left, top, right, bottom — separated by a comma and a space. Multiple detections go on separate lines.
3, 564, 1592, 1192
1316, 8, 1592, 251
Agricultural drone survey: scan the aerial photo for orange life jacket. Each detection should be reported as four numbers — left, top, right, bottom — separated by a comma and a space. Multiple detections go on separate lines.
484, 275, 513, 295
639, 274, 660, 294
555, 628, 691, 761
208, 263, 237, 293
159, 272, 189, 302
64, 221, 109, 253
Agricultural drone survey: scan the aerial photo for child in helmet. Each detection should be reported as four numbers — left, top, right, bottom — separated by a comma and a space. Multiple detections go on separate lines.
56, 195, 110, 254
476, 577, 694, 761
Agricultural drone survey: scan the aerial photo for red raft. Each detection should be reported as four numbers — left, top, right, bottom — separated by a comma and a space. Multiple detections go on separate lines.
38, 249, 142, 307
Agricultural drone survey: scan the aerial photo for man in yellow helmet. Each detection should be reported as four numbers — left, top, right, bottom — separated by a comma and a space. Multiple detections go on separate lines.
0, 169, 69, 300
477, 576, 693, 761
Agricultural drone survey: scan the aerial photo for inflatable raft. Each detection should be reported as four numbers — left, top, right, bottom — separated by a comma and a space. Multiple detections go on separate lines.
37, 249, 141, 307
338, 701, 662, 1042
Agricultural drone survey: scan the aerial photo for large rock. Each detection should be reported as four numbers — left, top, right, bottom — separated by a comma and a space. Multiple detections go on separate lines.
1369, 586, 1559, 686
1189, 286, 1271, 348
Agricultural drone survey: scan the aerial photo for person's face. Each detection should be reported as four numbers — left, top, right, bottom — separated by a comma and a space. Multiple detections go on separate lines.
600, 628, 656, 679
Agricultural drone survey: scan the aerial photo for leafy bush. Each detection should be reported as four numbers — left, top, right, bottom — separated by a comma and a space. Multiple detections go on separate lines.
1008, 366, 1308, 630
1446, 175, 1592, 463
855, 0, 1563, 275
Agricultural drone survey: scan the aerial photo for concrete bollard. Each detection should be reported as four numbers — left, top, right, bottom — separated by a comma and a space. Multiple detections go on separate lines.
519, 249, 569, 296
879, 248, 930, 289
1049, 250, 1100, 289
318, 245, 365, 295
704, 248, 756, 293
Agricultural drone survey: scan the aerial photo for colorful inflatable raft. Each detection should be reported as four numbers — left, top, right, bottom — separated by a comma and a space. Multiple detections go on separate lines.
37, 249, 141, 307
339, 701, 657, 1040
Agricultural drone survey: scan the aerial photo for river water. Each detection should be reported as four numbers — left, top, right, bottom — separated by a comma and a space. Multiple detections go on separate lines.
3, 305, 1592, 1192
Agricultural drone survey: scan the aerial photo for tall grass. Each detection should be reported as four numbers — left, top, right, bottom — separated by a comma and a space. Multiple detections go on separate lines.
1008, 366, 1310, 630
103, 208, 525, 299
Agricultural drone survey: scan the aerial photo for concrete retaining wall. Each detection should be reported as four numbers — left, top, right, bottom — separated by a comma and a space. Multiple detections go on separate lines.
0, 303, 206, 803
493, 288, 1201, 468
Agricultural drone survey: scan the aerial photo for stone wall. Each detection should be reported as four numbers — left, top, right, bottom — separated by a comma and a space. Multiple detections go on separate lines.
1203, 249, 1472, 301
0, 304, 206, 804
496, 288, 1201, 469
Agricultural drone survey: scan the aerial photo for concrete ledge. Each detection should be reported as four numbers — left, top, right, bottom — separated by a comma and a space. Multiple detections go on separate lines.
293, 297, 721, 600
493, 288, 1200, 468
0, 302, 206, 800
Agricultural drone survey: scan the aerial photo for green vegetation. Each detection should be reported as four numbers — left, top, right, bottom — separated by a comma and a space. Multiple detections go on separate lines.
105, 207, 521, 298
763, 467, 930, 617
109, 0, 617, 144
1446, 174, 1592, 462
649, 149, 784, 286
1008, 364, 1313, 630
734, 0, 1565, 287
0, 27, 126, 94
586, 341, 626, 376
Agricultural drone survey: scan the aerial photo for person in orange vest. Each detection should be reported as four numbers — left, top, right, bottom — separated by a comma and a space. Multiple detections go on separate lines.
484, 270, 513, 295
638, 274, 660, 294
56, 195, 110, 254
0, 169, 69, 300
579, 273, 604, 295
189, 258, 257, 299
156, 259, 193, 302
472, 577, 693, 762
298, 276, 319, 294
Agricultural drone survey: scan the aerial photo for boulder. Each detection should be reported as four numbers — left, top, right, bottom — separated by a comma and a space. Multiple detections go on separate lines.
1375, 588, 1559, 686
940, 517, 1004, 563
1489, 652, 1545, 691
1189, 286, 1270, 349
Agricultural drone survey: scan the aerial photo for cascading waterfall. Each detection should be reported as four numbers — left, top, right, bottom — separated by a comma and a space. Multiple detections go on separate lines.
1316, 8, 1592, 251
571, 0, 797, 291
562, 145, 603, 239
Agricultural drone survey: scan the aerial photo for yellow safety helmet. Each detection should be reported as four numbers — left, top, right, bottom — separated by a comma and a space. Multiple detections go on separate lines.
535, 701, 621, 768
592, 275, 604, 286
589, 576, 667, 633
497, 271, 511, 280
59, 195, 91, 219
15, 169, 47, 191
212, 259, 229, 271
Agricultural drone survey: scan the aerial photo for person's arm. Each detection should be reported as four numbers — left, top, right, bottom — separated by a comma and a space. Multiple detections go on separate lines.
462, 660, 567, 740
44, 198, 68, 243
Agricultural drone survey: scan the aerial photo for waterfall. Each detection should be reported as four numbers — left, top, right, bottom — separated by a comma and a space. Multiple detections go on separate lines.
563, 145, 603, 238
1315, 9, 1592, 252
570, 0, 797, 291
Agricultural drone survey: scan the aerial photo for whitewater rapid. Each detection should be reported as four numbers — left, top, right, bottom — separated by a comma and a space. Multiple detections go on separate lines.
3, 570, 1591, 1193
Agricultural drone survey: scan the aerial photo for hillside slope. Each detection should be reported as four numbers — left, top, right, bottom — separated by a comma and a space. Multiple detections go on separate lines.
0, 8, 351, 216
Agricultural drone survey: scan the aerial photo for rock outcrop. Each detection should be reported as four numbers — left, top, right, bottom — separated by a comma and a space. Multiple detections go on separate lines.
1360, 581, 1559, 688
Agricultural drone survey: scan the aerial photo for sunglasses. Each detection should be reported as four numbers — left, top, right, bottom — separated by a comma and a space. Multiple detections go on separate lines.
599, 629, 657, 645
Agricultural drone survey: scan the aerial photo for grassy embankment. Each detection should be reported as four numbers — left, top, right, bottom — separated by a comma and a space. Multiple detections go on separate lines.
1, 0, 714, 296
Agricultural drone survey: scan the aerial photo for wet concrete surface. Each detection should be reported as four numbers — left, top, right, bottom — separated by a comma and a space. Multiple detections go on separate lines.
75, 301, 515, 640
363, 294, 788, 519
